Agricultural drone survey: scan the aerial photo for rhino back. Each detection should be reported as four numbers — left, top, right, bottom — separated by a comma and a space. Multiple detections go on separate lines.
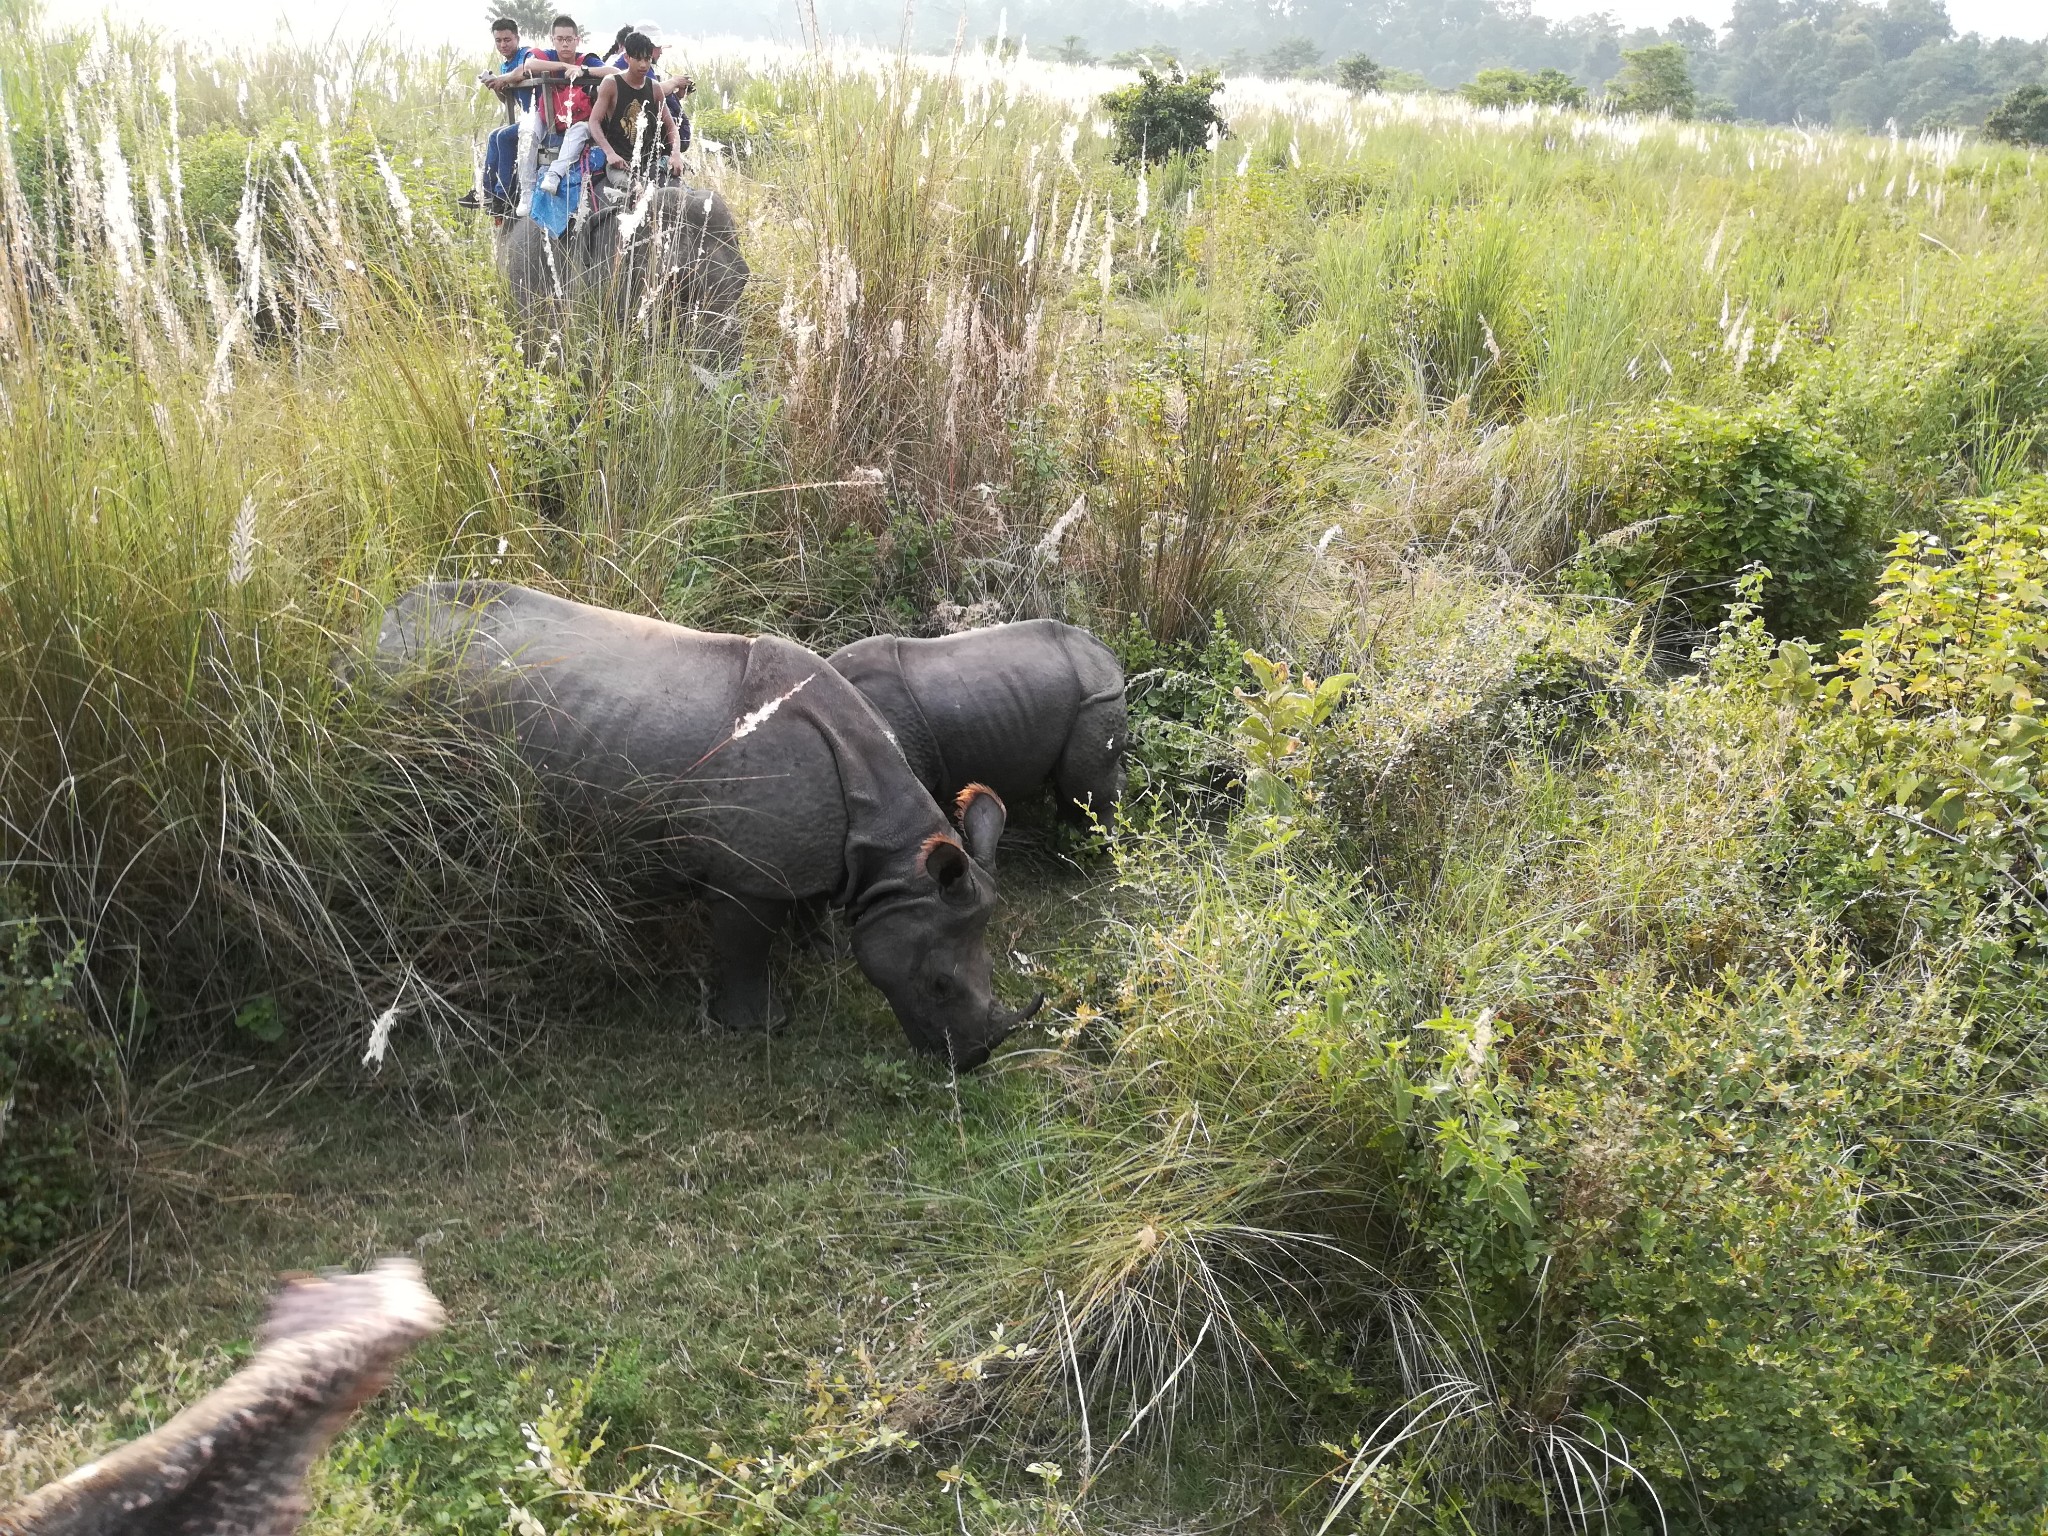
886, 620, 1104, 805
826, 636, 943, 795
377, 582, 856, 903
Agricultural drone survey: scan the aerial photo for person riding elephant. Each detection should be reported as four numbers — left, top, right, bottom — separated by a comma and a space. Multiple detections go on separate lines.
537, 31, 682, 203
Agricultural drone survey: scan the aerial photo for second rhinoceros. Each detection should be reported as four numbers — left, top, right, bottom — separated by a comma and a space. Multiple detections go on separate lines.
374, 582, 1038, 1069
828, 620, 1128, 847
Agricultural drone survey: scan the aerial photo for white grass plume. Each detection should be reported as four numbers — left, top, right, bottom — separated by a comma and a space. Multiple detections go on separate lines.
1037, 493, 1088, 561
363, 1002, 399, 1067
227, 497, 257, 586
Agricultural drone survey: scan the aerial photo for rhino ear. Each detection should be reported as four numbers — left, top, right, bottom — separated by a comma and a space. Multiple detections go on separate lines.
918, 833, 973, 898
954, 784, 1007, 871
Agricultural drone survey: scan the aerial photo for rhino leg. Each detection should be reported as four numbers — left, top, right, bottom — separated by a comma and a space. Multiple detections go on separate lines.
787, 894, 839, 957
704, 893, 792, 1033
1056, 694, 1129, 834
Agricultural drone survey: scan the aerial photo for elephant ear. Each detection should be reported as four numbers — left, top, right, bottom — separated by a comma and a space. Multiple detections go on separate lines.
955, 784, 1007, 871
918, 833, 975, 902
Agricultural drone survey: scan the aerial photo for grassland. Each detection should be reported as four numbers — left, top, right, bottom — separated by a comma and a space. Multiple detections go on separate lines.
4, 19, 2048, 1536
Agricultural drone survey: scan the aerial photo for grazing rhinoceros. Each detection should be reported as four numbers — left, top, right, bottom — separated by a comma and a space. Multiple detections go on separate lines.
827, 620, 1128, 851
0, 1259, 442, 1536
374, 582, 1039, 1068
495, 184, 747, 366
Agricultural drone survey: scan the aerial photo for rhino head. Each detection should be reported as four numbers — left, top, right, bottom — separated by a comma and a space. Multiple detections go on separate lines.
852, 785, 1041, 1071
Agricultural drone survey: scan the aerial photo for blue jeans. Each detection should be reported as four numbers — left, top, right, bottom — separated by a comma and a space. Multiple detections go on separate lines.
483, 123, 520, 210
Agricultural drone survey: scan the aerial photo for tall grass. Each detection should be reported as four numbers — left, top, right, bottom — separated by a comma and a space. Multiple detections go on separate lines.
8, 20, 2048, 1527
1, 0, 2040, 1120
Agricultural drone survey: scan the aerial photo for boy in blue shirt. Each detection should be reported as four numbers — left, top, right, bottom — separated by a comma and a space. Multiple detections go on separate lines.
463, 18, 532, 214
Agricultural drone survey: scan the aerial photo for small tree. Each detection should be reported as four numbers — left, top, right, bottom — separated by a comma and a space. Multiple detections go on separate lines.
1055, 34, 1096, 65
1335, 52, 1384, 93
1985, 85, 2048, 147
1105, 43, 1182, 70
1461, 68, 1584, 109
1529, 67, 1588, 107
1462, 67, 1526, 107
1606, 42, 1696, 118
1258, 37, 1321, 77
1100, 66, 1228, 165
483, 0, 552, 36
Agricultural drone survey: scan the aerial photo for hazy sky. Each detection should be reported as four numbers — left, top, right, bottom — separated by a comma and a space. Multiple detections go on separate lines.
1525, 0, 2046, 36
36, 0, 2048, 51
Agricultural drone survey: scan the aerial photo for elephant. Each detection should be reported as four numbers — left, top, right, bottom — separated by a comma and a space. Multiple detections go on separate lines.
494, 183, 747, 367
372, 582, 1040, 1069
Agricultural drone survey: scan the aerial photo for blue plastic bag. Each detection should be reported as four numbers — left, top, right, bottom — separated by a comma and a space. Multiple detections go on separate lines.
527, 162, 580, 239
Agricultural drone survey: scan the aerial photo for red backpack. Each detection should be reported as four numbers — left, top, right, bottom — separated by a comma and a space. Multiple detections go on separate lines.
540, 54, 594, 133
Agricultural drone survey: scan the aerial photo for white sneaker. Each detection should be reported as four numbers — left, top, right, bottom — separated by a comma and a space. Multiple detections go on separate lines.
539, 171, 562, 195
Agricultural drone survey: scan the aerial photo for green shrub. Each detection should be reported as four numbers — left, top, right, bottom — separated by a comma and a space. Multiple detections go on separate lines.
1077, 348, 1331, 649
1531, 951, 2048, 1535
1316, 570, 1631, 882
1604, 41, 1697, 118
1984, 85, 2048, 147
1459, 67, 1587, 110
1099, 66, 1226, 167
1334, 53, 1384, 94
1591, 399, 1881, 641
1836, 315, 2048, 501
0, 888, 104, 1271
1115, 615, 1245, 803
1765, 478, 2048, 951
995, 584, 2048, 1530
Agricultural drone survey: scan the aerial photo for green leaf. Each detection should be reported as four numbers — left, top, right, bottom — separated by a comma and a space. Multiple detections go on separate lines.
234, 994, 283, 1043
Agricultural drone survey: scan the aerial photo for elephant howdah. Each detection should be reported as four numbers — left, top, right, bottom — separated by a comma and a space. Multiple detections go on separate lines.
828, 619, 1129, 846
372, 582, 1038, 1069
495, 184, 747, 364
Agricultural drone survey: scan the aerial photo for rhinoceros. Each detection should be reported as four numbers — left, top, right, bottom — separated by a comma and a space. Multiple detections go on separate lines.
495, 184, 747, 366
827, 620, 1128, 850
374, 582, 1038, 1068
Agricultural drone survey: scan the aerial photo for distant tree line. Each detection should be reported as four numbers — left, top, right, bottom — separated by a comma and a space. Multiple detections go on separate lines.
759, 0, 2048, 133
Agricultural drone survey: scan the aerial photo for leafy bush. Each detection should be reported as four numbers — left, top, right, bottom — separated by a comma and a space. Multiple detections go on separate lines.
1985, 85, 2048, 147
1115, 616, 1246, 803
1766, 478, 2048, 951
1099, 66, 1227, 167
1334, 53, 1384, 94
1831, 314, 2048, 501
1530, 950, 2048, 1536
1589, 399, 1881, 641
1076, 348, 1331, 649
1460, 67, 1587, 109
1317, 571, 1632, 881
982, 571, 2048, 1530
0, 888, 104, 1271
1605, 42, 1697, 118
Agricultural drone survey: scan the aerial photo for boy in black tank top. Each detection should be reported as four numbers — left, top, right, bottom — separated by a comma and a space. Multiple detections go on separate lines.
588, 32, 685, 188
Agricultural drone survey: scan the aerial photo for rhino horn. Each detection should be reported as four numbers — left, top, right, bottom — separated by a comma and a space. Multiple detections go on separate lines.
992, 991, 1046, 1037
